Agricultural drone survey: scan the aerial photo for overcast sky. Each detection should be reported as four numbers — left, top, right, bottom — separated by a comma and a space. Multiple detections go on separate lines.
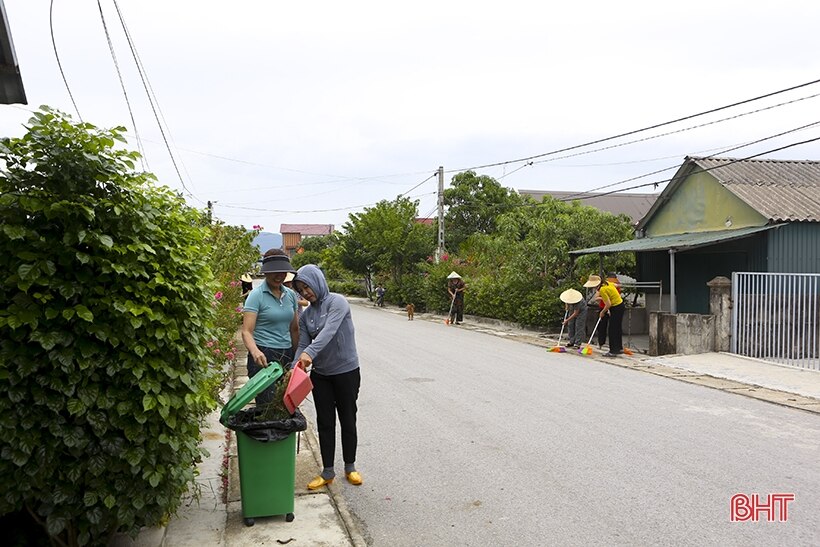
2, 1, 819, 233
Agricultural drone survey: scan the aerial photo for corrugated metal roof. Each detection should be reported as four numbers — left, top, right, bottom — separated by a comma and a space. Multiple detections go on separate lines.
570, 225, 780, 255
279, 224, 335, 235
519, 189, 658, 224
691, 157, 820, 222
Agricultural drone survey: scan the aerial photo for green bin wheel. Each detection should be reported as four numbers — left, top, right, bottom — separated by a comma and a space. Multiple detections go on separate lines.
244, 517, 254, 527
286, 513, 295, 522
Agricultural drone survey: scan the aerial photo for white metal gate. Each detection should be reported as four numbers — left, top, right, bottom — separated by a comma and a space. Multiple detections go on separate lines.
732, 272, 820, 371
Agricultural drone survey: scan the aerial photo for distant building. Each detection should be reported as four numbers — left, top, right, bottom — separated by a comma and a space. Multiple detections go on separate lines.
280, 223, 335, 256
518, 189, 658, 225
414, 217, 435, 225
571, 156, 820, 313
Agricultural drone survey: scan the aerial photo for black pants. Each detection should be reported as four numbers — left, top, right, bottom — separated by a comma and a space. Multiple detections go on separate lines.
311, 368, 361, 469
247, 346, 294, 407
597, 311, 609, 346
450, 294, 464, 323
607, 303, 625, 354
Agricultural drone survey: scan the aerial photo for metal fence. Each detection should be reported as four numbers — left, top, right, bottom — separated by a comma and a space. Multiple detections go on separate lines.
732, 272, 820, 371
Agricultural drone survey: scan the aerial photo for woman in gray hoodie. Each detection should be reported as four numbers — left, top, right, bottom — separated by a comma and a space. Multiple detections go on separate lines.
292, 264, 363, 489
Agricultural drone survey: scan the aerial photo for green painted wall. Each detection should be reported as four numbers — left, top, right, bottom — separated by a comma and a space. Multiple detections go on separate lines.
768, 223, 820, 272
646, 170, 766, 237
638, 234, 770, 313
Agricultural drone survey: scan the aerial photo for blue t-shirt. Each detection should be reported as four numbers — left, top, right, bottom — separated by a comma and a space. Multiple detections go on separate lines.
243, 283, 298, 348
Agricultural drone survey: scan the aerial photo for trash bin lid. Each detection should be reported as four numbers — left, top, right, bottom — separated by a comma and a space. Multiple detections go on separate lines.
221, 361, 284, 420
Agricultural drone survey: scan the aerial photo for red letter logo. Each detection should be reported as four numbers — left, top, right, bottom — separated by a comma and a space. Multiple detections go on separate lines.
731, 493, 794, 522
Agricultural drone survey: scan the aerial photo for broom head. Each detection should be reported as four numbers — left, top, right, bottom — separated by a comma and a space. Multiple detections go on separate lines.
623, 347, 634, 355
579, 345, 593, 355
548, 346, 566, 353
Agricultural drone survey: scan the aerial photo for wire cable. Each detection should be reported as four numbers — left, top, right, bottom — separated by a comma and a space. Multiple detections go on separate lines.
109, 0, 201, 203
560, 119, 820, 200
96, 0, 146, 170
449, 76, 820, 174
531, 90, 820, 169
497, 161, 533, 181
49, 0, 82, 121
566, 135, 820, 202
399, 172, 438, 198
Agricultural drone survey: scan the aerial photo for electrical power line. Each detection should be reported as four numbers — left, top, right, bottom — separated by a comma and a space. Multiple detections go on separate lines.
49, 0, 82, 121
110, 0, 202, 204
96, 0, 146, 170
565, 135, 820, 202
399, 172, 438, 198
530, 90, 820, 168
560, 119, 820, 200
449, 76, 820, 174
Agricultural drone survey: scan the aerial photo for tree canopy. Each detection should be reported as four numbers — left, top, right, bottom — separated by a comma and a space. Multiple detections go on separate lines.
442, 170, 524, 252
338, 196, 435, 287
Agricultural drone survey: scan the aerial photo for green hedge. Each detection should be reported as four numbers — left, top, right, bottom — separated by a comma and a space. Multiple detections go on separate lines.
0, 108, 220, 544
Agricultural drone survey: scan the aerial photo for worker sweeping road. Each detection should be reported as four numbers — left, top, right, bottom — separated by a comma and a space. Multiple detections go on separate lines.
446, 271, 466, 325
596, 275, 625, 358
560, 288, 586, 349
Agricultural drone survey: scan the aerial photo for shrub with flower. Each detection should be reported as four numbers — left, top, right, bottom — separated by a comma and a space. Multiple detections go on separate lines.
203, 222, 262, 401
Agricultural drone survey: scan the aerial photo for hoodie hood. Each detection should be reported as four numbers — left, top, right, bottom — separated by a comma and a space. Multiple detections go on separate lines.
295, 264, 329, 301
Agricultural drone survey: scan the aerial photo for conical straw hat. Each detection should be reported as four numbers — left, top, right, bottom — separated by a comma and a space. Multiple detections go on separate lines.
560, 288, 583, 304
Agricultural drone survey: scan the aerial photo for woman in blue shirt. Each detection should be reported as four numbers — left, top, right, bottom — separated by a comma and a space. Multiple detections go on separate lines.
240, 249, 299, 407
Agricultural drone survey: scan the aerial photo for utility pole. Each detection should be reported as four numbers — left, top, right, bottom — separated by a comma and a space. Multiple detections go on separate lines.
207, 200, 214, 223
436, 166, 445, 262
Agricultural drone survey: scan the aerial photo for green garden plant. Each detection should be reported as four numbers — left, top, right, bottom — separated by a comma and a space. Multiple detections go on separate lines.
0, 108, 220, 545
202, 221, 261, 403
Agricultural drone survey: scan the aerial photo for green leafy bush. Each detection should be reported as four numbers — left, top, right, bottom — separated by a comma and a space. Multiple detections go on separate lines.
327, 279, 367, 297
0, 108, 220, 544
203, 222, 261, 401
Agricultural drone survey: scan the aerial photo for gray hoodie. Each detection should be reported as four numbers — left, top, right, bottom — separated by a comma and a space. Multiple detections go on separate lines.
294, 264, 360, 376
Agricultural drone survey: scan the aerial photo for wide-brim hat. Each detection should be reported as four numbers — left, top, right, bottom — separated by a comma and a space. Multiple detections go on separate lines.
447, 271, 461, 279
260, 254, 297, 274
583, 274, 602, 288
560, 288, 584, 304
240, 273, 253, 283
284, 272, 295, 283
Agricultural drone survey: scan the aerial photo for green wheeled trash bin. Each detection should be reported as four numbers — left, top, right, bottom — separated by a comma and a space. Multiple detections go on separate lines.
220, 362, 307, 527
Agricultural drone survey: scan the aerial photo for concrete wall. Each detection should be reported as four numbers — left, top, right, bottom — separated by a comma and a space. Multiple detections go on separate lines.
585, 306, 648, 336
649, 312, 715, 356
646, 276, 735, 356
707, 276, 732, 352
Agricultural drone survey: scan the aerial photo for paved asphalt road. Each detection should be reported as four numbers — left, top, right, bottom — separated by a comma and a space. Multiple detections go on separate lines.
300, 304, 820, 546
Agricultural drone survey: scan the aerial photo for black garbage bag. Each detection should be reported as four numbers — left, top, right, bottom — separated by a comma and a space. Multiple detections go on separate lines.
222, 407, 307, 442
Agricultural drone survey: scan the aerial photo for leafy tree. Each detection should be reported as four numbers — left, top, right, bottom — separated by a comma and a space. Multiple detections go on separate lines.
442, 171, 523, 252
299, 233, 334, 253
206, 222, 260, 284
291, 233, 349, 282
338, 197, 435, 298
456, 196, 635, 327
0, 108, 220, 544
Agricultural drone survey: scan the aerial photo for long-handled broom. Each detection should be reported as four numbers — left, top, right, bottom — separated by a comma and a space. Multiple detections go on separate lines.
549, 310, 568, 352
579, 316, 602, 355
622, 306, 635, 355
444, 293, 456, 325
